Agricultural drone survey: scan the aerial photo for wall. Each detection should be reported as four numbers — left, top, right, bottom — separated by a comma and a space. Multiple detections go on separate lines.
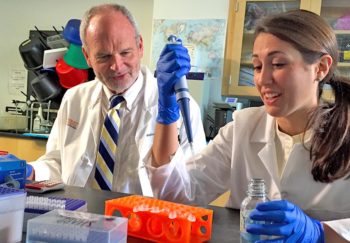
0, 0, 153, 112
153, 0, 230, 132
1, 0, 231, 127
153, 0, 229, 20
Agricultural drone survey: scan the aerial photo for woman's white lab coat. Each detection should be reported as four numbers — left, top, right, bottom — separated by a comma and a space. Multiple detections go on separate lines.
31, 66, 206, 196
149, 106, 350, 240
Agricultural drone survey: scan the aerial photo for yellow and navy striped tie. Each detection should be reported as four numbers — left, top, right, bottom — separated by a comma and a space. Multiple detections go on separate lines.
94, 95, 124, 191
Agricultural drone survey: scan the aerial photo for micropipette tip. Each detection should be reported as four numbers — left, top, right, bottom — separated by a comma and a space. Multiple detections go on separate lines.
190, 142, 195, 156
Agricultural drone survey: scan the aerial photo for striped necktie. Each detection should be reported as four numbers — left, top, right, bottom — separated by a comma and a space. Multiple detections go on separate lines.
94, 95, 124, 191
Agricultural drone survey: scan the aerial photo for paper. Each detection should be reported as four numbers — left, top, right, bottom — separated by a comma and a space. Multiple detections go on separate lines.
8, 68, 27, 95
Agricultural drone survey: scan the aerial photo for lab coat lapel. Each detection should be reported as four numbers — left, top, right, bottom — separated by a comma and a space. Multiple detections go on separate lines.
252, 115, 280, 186
87, 82, 104, 158
136, 66, 158, 197
136, 108, 154, 197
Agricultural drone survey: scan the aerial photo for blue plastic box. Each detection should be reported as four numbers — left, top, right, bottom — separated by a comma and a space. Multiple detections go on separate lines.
0, 153, 26, 189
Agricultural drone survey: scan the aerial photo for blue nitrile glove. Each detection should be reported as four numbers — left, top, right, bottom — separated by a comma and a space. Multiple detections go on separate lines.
246, 200, 324, 243
26, 163, 33, 178
156, 39, 191, 124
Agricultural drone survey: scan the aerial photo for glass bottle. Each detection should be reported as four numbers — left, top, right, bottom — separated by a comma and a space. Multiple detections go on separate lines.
240, 178, 270, 243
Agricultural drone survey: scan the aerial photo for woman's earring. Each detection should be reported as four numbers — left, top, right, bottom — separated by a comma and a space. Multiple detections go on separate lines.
315, 76, 322, 82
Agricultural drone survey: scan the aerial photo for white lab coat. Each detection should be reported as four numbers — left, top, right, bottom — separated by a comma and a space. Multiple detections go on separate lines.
148, 106, 350, 240
31, 66, 206, 196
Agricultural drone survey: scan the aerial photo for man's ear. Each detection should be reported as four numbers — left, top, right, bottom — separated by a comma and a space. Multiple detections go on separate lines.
82, 47, 92, 67
316, 54, 332, 81
138, 35, 144, 59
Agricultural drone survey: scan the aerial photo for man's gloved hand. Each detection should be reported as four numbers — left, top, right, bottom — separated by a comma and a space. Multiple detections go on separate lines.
156, 39, 191, 124
26, 163, 34, 179
246, 200, 324, 243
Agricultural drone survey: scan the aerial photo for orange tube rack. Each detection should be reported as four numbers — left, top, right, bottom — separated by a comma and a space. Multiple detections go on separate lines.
105, 195, 213, 242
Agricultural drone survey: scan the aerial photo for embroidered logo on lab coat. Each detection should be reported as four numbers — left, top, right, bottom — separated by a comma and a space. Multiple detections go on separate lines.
67, 118, 79, 129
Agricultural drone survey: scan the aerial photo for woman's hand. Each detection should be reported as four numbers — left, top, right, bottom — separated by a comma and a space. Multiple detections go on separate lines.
246, 200, 324, 243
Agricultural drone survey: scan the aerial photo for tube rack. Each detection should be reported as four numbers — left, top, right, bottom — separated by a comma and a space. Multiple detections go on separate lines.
105, 195, 213, 242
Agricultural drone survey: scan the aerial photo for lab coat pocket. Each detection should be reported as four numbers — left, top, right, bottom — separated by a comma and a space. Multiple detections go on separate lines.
68, 152, 94, 187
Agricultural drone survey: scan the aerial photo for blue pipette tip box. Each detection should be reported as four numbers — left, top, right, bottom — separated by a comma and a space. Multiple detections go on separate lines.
26, 209, 128, 243
0, 186, 26, 243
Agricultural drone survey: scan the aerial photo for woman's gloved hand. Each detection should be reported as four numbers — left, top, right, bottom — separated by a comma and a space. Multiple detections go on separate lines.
156, 39, 191, 124
246, 200, 324, 243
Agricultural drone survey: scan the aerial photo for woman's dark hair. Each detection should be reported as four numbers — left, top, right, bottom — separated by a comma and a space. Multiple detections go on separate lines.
254, 9, 350, 182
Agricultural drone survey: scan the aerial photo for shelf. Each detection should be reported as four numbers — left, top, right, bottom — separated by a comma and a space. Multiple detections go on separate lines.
338, 62, 350, 67
334, 30, 350, 35
240, 60, 252, 65
243, 30, 255, 35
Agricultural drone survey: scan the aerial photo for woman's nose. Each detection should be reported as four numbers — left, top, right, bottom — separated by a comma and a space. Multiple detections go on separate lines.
255, 66, 273, 85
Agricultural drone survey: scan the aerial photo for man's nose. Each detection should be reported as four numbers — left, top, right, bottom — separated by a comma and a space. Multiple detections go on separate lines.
110, 54, 122, 71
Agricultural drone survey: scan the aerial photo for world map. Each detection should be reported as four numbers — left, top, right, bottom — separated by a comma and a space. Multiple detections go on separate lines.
151, 19, 226, 79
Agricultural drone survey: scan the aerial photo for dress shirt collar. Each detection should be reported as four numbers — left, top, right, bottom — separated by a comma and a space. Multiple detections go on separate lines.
102, 70, 143, 110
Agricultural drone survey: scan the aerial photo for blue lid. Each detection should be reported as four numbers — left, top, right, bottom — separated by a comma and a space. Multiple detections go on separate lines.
25, 196, 86, 214
0, 153, 21, 161
63, 19, 82, 45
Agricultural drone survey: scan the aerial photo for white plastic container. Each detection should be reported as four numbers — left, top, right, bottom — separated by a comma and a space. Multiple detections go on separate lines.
0, 186, 26, 243
23, 196, 87, 232
0, 113, 27, 130
27, 209, 128, 243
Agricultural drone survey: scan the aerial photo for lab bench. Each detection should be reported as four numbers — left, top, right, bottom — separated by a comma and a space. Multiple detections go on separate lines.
0, 132, 47, 162
22, 185, 241, 242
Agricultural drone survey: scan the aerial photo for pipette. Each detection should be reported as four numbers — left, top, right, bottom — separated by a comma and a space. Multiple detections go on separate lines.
167, 35, 194, 154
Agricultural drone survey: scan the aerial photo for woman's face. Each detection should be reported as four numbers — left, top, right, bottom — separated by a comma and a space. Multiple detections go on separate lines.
252, 33, 319, 122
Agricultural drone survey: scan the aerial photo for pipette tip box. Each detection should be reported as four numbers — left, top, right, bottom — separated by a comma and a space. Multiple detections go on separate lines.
23, 196, 87, 231
26, 209, 128, 243
0, 186, 26, 243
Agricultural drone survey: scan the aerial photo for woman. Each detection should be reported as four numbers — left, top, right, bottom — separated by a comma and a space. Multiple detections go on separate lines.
150, 9, 350, 242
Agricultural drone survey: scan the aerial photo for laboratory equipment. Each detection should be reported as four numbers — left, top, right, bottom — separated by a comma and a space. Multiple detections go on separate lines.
26, 209, 128, 243
0, 152, 26, 189
29, 101, 54, 134
23, 196, 87, 232
64, 43, 89, 69
33, 114, 41, 132
240, 178, 270, 243
168, 35, 194, 150
105, 195, 213, 242
0, 112, 27, 130
0, 186, 26, 243
25, 180, 65, 193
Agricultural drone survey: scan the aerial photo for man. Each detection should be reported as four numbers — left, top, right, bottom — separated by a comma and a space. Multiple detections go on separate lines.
28, 3, 206, 196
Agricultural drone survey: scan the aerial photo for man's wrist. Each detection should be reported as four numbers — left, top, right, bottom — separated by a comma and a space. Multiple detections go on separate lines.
157, 101, 180, 124
26, 163, 35, 180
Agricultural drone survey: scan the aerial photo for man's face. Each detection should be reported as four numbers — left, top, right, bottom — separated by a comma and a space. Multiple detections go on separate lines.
83, 11, 144, 94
